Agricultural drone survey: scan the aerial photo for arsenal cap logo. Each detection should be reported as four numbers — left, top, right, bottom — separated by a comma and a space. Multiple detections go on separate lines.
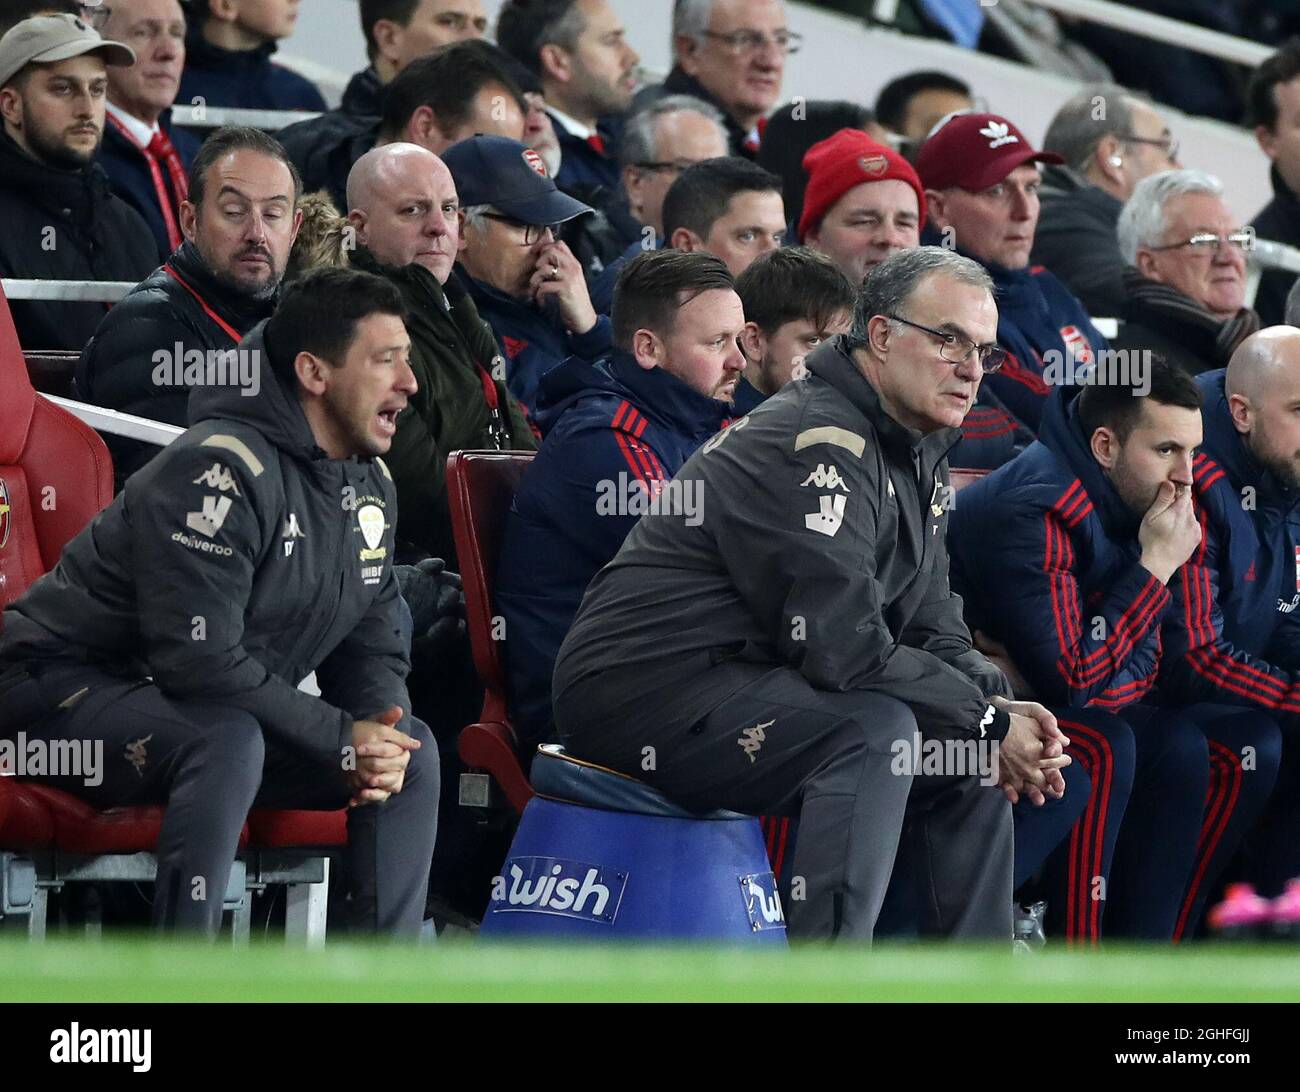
522, 148, 548, 177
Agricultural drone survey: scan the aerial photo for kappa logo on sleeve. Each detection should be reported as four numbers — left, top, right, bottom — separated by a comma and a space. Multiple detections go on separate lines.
799, 463, 850, 492
804, 494, 847, 537
191, 462, 241, 494
282, 513, 305, 557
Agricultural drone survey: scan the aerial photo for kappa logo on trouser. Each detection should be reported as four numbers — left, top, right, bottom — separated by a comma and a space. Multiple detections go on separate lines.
125, 734, 153, 777
738, 719, 773, 763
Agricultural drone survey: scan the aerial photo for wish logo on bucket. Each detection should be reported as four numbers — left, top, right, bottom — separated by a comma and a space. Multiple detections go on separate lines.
741, 872, 786, 931
493, 856, 628, 924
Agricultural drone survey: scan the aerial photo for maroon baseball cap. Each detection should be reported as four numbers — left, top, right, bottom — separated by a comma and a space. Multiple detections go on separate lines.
915, 112, 1064, 192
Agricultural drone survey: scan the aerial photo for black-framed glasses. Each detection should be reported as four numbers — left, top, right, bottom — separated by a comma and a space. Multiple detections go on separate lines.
702, 29, 802, 56
1117, 133, 1180, 160
480, 212, 558, 246
888, 314, 1006, 373
1147, 230, 1254, 255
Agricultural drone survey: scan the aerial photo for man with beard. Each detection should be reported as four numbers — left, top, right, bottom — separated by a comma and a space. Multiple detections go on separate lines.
951, 363, 1282, 941
1160, 326, 1300, 902
78, 125, 301, 485
0, 13, 157, 350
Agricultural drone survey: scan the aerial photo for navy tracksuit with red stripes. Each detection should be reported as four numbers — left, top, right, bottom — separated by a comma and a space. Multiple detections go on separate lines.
1159, 369, 1300, 896
495, 349, 731, 750
949, 386, 1277, 940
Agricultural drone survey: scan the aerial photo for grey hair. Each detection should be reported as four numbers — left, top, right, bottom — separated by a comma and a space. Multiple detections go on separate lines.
673, 0, 715, 43
1117, 169, 1224, 264
461, 203, 493, 232
619, 94, 727, 169
849, 247, 993, 348
1043, 84, 1136, 173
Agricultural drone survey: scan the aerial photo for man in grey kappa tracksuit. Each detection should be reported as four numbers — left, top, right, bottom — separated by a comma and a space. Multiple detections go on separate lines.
0, 268, 438, 936
553, 248, 1071, 942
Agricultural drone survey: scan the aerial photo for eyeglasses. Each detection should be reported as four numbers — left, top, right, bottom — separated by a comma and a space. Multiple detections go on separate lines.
79, 3, 110, 29
702, 29, 802, 56
632, 160, 698, 175
888, 315, 1006, 373
480, 212, 558, 246
1147, 231, 1254, 255
1117, 133, 1180, 160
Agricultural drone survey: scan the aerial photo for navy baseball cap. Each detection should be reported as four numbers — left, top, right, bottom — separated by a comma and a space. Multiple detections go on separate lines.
442, 135, 591, 226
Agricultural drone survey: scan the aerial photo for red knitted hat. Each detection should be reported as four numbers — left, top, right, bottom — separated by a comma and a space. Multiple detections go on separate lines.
798, 129, 926, 242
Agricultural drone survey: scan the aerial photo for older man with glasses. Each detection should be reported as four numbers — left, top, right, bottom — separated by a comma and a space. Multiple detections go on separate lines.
633, 0, 795, 160
1112, 169, 1260, 377
445, 133, 612, 412
552, 246, 1073, 942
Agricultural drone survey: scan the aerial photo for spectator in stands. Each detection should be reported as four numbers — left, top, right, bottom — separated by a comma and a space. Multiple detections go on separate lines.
952, 364, 1281, 940
757, 99, 885, 236
176, 0, 326, 113
662, 156, 785, 277
445, 134, 610, 412
1034, 84, 1180, 319
78, 125, 301, 483
619, 93, 727, 242
342, 0, 488, 118
497, 0, 638, 196
496, 250, 739, 749
0, 267, 439, 937
586, 94, 728, 312
1112, 170, 1258, 377
344, 142, 536, 564
632, 0, 792, 160
278, 40, 527, 215
732, 245, 854, 414
1249, 40, 1300, 327
1159, 326, 1300, 899
918, 112, 1106, 434
798, 128, 924, 286
284, 189, 350, 280
0, 13, 156, 351
873, 70, 973, 144
553, 247, 1071, 941
97, 0, 199, 262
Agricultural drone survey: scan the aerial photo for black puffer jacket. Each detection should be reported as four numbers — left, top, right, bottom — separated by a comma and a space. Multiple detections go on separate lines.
0, 131, 156, 352
77, 241, 278, 484
1, 322, 408, 768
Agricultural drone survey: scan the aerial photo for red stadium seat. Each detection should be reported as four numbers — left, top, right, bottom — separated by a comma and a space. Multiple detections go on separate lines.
446, 450, 536, 815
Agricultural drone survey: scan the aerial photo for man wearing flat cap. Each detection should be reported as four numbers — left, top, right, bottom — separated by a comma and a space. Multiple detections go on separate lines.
917, 112, 1107, 436
0, 12, 157, 350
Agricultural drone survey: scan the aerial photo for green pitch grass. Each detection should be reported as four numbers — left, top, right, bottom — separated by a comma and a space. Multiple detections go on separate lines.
2, 937, 1299, 1001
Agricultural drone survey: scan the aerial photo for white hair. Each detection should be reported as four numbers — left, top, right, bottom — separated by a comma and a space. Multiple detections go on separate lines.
673, 0, 715, 44
1117, 168, 1225, 265
460, 204, 492, 232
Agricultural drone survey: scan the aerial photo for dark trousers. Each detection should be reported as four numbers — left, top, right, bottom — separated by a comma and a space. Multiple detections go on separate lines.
12, 661, 439, 937
559, 664, 1013, 942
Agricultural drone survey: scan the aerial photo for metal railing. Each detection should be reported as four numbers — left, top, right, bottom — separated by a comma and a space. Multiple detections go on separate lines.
42, 394, 183, 447
170, 104, 321, 130
3, 279, 136, 302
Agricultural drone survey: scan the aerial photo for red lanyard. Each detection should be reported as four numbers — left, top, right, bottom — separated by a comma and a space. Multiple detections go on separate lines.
164, 264, 242, 343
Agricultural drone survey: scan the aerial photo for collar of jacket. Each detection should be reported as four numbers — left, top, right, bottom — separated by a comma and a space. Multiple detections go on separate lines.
1198, 368, 1300, 511
458, 267, 559, 329
184, 24, 278, 72
808, 335, 962, 460
1038, 385, 1141, 537
188, 319, 323, 463
351, 245, 451, 309
1039, 163, 1123, 218
661, 66, 748, 150
1269, 162, 1300, 218
341, 65, 384, 118
0, 128, 111, 218
605, 348, 733, 436
168, 239, 279, 331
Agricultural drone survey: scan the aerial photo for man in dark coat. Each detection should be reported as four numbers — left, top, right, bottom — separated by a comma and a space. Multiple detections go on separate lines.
0, 14, 156, 350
